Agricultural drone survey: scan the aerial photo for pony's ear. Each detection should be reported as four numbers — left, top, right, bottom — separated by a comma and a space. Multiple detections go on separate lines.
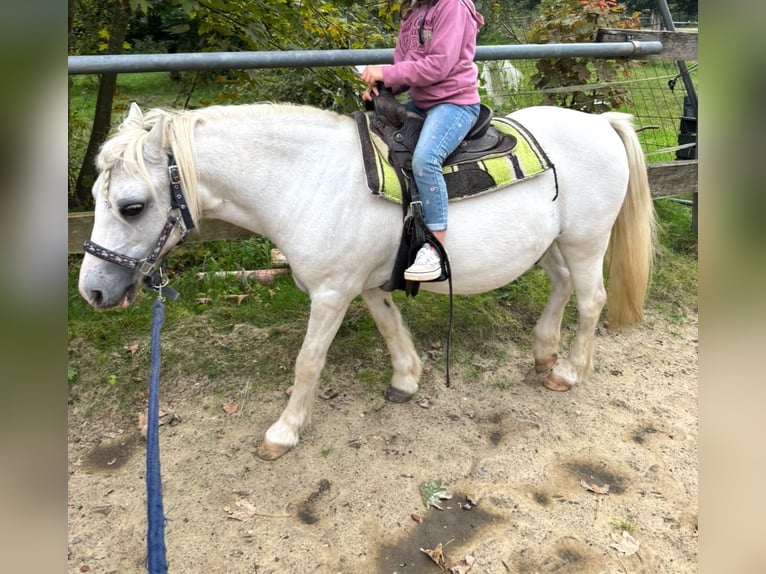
144, 114, 167, 156
122, 101, 144, 128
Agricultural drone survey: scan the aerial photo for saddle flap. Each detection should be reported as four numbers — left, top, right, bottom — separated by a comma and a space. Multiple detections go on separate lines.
445, 129, 516, 166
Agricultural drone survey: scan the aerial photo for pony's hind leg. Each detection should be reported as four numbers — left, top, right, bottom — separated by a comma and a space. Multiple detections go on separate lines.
544, 242, 608, 391
532, 244, 573, 377
259, 289, 353, 460
361, 288, 422, 402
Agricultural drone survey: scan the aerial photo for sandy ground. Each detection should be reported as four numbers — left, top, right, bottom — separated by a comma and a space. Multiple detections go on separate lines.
68, 308, 697, 574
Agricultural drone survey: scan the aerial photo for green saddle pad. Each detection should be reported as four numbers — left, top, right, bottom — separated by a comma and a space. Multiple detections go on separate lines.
356, 114, 553, 204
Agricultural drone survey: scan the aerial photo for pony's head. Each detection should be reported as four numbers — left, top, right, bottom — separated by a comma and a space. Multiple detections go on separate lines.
78, 102, 198, 309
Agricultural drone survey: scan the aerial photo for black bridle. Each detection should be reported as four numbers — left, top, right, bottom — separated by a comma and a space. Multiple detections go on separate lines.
82, 154, 196, 295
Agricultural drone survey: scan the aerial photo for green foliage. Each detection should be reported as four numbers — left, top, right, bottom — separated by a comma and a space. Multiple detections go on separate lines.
526, 0, 641, 112
478, 0, 539, 44
69, 0, 115, 55
158, 0, 400, 111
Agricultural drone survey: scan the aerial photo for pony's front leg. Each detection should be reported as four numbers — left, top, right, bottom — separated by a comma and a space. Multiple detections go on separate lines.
258, 291, 352, 460
361, 288, 422, 402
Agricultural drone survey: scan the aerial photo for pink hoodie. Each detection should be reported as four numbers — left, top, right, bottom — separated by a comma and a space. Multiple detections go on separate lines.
382, 0, 484, 109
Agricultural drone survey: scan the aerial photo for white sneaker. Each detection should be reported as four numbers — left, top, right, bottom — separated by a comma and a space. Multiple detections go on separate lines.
404, 244, 442, 282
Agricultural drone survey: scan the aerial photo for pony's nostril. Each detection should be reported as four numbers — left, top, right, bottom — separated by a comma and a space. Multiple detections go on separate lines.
90, 290, 104, 307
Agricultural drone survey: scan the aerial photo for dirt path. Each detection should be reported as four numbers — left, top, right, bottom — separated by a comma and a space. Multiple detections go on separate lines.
68, 309, 697, 573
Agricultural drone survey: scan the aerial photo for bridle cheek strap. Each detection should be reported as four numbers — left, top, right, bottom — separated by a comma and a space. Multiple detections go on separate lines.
168, 154, 195, 232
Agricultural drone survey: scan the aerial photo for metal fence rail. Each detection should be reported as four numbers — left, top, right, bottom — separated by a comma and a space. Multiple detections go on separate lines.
68, 42, 663, 75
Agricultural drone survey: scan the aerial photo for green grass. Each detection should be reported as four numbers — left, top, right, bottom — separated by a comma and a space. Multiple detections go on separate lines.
611, 517, 638, 534
647, 198, 698, 321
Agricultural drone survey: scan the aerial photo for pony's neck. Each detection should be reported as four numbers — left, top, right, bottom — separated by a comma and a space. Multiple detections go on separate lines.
191, 104, 356, 238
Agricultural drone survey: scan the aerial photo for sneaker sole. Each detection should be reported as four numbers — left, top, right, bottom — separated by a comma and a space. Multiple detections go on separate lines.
404, 269, 442, 282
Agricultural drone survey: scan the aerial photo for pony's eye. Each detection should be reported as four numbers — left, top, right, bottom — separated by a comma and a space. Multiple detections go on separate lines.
120, 203, 145, 218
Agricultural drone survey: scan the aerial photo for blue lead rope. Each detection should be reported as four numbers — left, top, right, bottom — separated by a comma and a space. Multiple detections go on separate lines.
146, 297, 168, 573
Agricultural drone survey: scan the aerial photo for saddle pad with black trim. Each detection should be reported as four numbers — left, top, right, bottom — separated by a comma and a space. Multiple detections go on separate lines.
354, 112, 553, 204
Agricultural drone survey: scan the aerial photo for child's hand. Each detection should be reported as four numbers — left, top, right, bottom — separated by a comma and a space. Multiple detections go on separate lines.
360, 65, 384, 86
362, 84, 380, 102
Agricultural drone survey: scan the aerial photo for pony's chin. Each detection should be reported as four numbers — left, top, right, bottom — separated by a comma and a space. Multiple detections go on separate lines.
96, 282, 138, 311
120, 283, 139, 308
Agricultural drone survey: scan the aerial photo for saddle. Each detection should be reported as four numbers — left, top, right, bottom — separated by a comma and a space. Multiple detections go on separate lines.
368, 87, 517, 178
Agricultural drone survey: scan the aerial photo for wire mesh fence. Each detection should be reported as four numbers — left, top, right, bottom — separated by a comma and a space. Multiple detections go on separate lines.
478, 58, 698, 163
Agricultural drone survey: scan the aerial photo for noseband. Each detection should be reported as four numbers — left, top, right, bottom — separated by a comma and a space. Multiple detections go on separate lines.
83, 154, 196, 294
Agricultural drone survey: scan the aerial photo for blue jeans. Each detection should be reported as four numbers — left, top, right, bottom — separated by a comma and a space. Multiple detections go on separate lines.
406, 101, 481, 232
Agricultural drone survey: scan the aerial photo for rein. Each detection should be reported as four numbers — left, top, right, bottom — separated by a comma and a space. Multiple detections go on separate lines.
82, 154, 195, 299
146, 295, 168, 573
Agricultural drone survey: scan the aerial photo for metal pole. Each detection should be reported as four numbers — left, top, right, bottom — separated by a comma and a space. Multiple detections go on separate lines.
68, 41, 664, 75
655, 0, 698, 235
654, 0, 697, 116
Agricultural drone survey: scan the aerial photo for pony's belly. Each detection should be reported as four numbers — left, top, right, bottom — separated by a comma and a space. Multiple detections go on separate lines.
422, 259, 539, 296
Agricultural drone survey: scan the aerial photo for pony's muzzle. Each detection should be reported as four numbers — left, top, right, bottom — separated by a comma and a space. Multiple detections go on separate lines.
79, 259, 138, 310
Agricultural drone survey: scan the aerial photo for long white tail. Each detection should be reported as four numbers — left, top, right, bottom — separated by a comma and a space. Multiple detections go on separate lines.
602, 112, 657, 329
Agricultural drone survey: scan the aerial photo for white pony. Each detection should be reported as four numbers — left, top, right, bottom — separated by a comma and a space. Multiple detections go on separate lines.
79, 102, 655, 459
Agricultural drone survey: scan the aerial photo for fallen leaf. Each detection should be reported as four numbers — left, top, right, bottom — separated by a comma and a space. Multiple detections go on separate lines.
420, 543, 448, 570
124, 344, 139, 355
223, 403, 239, 414
580, 479, 610, 494
138, 409, 174, 438
611, 530, 640, 556
449, 554, 475, 574
138, 411, 147, 438
225, 498, 257, 522
195, 297, 212, 305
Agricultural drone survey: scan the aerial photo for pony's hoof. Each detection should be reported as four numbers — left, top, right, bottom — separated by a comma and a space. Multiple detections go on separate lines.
384, 386, 414, 403
543, 373, 572, 392
535, 355, 558, 373
257, 440, 291, 460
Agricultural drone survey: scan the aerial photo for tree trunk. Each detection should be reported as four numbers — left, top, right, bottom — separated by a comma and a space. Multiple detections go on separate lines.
72, 0, 131, 209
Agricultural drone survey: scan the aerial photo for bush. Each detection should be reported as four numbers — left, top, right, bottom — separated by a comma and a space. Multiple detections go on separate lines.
526, 0, 642, 113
